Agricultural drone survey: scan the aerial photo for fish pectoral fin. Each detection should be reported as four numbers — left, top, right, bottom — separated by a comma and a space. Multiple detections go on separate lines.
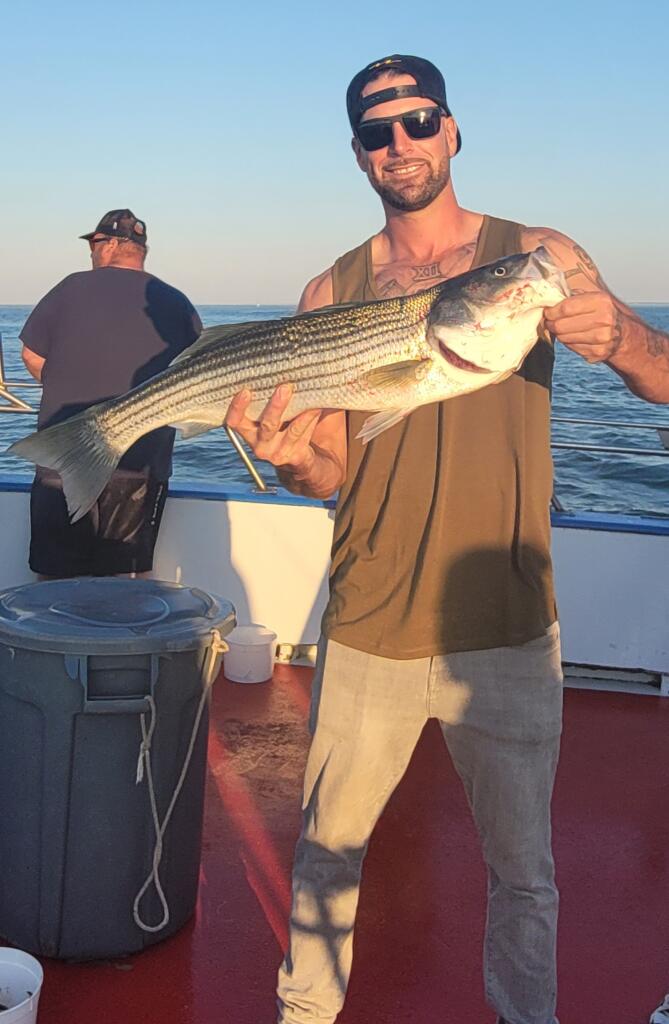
172, 411, 225, 439
355, 407, 417, 444
359, 358, 432, 392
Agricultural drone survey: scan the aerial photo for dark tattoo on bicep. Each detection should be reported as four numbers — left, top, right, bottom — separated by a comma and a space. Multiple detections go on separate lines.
564, 243, 608, 289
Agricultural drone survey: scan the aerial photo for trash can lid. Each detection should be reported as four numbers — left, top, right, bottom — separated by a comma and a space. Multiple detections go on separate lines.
0, 577, 236, 654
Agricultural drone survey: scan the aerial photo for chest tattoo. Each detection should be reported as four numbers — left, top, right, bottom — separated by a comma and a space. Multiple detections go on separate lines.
412, 262, 442, 283
374, 241, 478, 299
377, 277, 402, 297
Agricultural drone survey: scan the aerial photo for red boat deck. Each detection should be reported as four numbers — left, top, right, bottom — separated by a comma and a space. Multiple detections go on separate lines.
34, 666, 669, 1024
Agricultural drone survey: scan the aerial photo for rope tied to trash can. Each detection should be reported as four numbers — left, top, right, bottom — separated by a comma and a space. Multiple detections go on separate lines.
133, 628, 228, 933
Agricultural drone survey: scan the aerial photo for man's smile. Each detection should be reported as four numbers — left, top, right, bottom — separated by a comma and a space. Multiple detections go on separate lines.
383, 161, 426, 178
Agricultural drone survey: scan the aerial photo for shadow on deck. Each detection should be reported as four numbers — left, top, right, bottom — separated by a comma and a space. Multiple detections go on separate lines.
34, 665, 669, 1024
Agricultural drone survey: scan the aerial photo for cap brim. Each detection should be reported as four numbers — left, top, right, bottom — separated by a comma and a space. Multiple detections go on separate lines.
78, 229, 146, 245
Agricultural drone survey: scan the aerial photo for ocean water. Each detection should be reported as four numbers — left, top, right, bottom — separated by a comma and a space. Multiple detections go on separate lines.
0, 303, 667, 517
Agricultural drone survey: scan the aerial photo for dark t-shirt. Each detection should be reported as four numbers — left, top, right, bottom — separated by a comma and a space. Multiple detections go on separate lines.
20, 267, 202, 479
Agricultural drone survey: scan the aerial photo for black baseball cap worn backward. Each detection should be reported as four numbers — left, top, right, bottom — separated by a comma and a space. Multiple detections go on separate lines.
79, 209, 148, 246
346, 54, 462, 154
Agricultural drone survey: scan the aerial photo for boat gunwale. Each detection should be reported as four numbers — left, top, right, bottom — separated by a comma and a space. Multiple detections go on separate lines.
0, 473, 668, 534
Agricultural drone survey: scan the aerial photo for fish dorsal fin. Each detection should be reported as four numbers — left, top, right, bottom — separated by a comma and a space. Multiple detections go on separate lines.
295, 298, 372, 320
360, 358, 432, 392
170, 300, 400, 368
169, 322, 261, 366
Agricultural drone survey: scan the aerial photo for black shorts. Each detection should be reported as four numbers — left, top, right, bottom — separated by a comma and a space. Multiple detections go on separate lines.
29, 471, 168, 577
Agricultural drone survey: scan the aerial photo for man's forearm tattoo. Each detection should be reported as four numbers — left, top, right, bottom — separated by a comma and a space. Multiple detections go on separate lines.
609, 308, 624, 358
645, 327, 669, 360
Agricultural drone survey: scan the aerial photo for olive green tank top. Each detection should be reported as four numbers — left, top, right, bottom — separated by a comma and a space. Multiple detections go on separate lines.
321, 214, 557, 658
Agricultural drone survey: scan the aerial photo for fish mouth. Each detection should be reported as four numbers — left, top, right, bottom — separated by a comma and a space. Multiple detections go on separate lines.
530, 247, 570, 298
438, 340, 492, 374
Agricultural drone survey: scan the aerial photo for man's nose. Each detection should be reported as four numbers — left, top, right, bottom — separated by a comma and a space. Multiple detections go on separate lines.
387, 120, 412, 155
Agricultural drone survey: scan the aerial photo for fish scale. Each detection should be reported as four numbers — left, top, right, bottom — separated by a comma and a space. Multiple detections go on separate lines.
100, 290, 439, 449
7, 248, 568, 521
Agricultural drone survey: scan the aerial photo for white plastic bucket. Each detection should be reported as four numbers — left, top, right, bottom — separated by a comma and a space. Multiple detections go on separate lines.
0, 948, 43, 1023
224, 624, 277, 684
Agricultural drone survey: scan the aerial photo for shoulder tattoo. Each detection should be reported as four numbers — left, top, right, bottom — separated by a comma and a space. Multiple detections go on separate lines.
563, 243, 608, 289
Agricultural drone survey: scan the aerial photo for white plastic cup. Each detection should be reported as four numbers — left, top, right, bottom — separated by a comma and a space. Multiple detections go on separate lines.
0, 948, 43, 1023
223, 624, 277, 684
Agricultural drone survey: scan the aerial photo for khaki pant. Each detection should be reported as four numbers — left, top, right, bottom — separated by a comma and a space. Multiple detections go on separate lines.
277, 626, 563, 1024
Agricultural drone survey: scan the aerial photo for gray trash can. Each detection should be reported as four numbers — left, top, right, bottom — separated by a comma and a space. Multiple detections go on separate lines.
0, 577, 235, 960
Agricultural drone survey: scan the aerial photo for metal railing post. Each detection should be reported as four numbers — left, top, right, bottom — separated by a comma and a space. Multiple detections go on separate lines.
0, 331, 39, 413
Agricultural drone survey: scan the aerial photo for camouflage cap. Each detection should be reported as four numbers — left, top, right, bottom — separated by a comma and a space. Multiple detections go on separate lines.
79, 209, 147, 246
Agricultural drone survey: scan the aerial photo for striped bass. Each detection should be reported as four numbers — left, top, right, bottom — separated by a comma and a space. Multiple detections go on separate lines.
8, 247, 568, 521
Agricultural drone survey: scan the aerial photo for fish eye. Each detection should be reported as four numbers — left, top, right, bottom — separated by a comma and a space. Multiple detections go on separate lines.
493, 266, 506, 277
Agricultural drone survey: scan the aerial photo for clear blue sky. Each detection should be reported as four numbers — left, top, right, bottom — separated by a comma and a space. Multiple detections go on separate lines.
2, 0, 667, 304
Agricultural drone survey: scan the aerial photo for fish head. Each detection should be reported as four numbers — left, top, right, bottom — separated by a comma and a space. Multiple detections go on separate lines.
426, 247, 569, 381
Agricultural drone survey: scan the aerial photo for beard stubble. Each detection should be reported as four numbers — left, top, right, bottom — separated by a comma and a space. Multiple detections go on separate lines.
370, 155, 451, 212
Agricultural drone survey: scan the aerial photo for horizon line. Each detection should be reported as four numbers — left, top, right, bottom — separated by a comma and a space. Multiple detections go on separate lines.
2, 298, 669, 308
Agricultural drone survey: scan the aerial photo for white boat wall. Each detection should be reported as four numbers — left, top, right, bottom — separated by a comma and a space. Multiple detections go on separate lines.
0, 474, 667, 694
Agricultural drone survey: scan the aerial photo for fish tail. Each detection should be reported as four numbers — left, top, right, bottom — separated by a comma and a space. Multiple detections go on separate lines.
8, 410, 122, 522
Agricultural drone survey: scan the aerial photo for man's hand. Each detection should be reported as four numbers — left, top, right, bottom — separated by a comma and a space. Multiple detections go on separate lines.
225, 384, 322, 473
225, 384, 347, 498
543, 291, 627, 364
522, 225, 669, 403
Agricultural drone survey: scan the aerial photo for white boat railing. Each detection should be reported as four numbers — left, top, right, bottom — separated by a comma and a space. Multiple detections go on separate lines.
552, 416, 669, 457
1, 335, 667, 694
0, 333, 41, 412
0, 475, 666, 695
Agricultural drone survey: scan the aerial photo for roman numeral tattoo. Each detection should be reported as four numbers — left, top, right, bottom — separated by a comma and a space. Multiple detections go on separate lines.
413, 263, 442, 282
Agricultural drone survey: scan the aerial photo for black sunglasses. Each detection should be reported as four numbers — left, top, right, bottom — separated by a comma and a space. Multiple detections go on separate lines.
356, 106, 445, 152
88, 236, 113, 249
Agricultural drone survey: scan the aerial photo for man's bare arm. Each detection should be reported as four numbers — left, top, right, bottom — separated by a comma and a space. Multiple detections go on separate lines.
225, 268, 348, 499
296, 267, 334, 313
21, 345, 45, 382
523, 226, 669, 403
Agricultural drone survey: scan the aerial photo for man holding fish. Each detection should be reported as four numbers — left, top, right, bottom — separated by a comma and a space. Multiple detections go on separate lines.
224, 55, 669, 1024
8, 52, 669, 1024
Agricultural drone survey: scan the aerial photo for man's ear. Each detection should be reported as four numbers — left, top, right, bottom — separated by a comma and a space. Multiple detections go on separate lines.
351, 135, 367, 172
444, 117, 460, 157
